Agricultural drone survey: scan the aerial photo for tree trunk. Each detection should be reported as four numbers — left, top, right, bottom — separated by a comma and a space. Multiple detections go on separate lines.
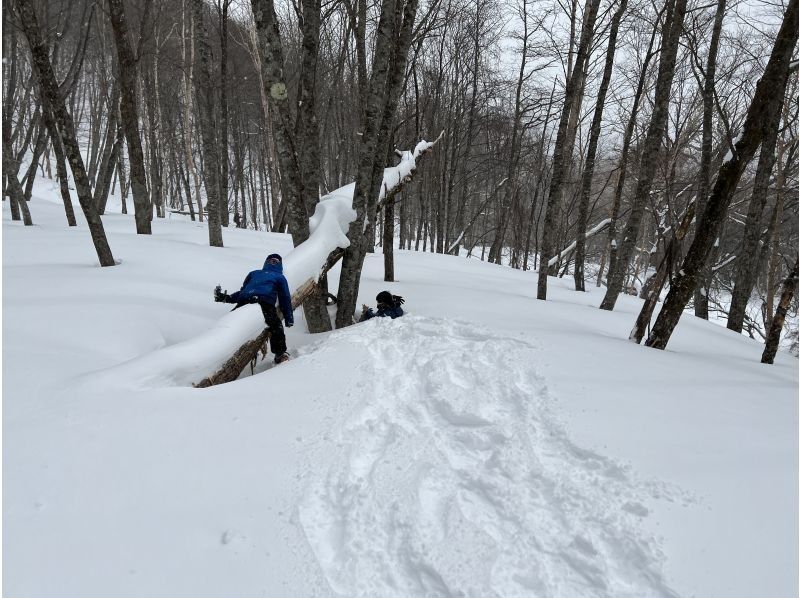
693, 0, 727, 318
600, 0, 688, 310
761, 259, 798, 364
182, 0, 204, 222
645, 0, 798, 349
630, 200, 695, 343
296, 0, 322, 216
144, 72, 164, 219
116, 119, 129, 214
603, 20, 659, 289
48, 119, 78, 225
250, 0, 331, 332
218, 0, 230, 227
765, 174, 787, 326
107, 0, 152, 234
2, 135, 33, 225
574, 0, 627, 291
15, 0, 115, 265
537, 0, 602, 299
727, 96, 789, 333
383, 198, 395, 281
22, 116, 47, 201
94, 81, 120, 214
193, 0, 224, 247
335, 0, 420, 328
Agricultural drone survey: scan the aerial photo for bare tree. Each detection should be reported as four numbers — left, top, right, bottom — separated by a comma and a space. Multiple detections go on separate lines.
646, 0, 798, 350
107, 0, 152, 234
194, 0, 224, 246
761, 257, 798, 364
573, 0, 627, 291
600, 0, 689, 310
537, 0, 602, 299
690, 0, 726, 318
249, 0, 332, 332
14, 0, 116, 266
335, 0, 421, 328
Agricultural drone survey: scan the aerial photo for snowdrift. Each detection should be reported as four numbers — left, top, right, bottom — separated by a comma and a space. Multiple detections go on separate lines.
4, 181, 797, 598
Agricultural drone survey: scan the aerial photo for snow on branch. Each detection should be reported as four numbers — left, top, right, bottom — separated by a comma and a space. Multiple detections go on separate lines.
78, 137, 443, 390
548, 218, 611, 267
712, 253, 737, 272
281, 133, 444, 292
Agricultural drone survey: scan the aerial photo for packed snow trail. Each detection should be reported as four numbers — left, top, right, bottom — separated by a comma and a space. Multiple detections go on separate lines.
297, 316, 682, 597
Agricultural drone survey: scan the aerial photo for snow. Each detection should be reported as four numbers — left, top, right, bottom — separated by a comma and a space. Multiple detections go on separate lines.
723, 133, 743, 163
284, 137, 437, 290
4, 178, 798, 598
547, 218, 611, 267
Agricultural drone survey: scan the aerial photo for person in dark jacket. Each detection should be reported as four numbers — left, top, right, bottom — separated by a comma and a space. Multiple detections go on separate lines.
214, 253, 293, 364
361, 291, 404, 321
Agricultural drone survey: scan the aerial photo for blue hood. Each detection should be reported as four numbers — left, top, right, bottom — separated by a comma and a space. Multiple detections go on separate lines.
262, 259, 284, 274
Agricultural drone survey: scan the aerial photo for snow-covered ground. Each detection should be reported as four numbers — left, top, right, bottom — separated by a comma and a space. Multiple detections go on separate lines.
3, 180, 798, 598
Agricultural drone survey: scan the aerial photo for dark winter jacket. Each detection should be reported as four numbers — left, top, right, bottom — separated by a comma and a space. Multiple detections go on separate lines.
229, 259, 294, 326
362, 303, 404, 320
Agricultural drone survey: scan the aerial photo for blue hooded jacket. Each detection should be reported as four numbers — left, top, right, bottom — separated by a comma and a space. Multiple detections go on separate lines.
229, 257, 294, 325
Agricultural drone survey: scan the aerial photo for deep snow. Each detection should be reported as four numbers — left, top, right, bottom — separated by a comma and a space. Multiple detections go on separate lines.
3, 180, 798, 598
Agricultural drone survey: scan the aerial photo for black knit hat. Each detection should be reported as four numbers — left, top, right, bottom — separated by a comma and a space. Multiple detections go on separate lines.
376, 291, 393, 305
266, 253, 282, 263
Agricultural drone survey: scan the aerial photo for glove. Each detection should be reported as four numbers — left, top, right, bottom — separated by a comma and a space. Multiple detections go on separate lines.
214, 285, 230, 303
392, 295, 405, 306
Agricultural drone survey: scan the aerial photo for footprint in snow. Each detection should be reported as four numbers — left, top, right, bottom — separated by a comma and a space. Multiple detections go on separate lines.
297, 316, 684, 598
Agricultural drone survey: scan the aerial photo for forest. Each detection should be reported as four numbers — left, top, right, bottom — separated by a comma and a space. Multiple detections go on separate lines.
3, 0, 798, 353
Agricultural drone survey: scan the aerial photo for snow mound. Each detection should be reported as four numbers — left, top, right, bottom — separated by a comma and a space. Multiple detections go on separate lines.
73, 304, 267, 390
297, 316, 681, 597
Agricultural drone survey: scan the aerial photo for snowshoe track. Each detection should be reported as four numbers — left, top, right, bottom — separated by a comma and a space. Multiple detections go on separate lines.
298, 316, 681, 597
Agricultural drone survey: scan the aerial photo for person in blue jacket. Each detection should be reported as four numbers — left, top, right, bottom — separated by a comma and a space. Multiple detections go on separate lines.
361, 291, 404, 321
214, 253, 293, 364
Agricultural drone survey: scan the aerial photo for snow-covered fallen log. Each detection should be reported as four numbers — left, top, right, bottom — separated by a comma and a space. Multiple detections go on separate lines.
80, 138, 441, 389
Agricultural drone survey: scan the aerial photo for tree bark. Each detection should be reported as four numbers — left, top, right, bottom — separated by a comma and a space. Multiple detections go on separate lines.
537, 0, 602, 299
335, 0, 420, 328
217, 0, 230, 226
727, 95, 790, 333
15, 0, 115, 265
383, 198, 395, 281
296, 0, 322, 216
761, 259, 798, 364
193, 0, 224, 247
48, 117, 79, 225
181, 0, 203, 222
250, 0, 332, 332
600, 0, 688, 310
692, 0, 727, 318
630, 200, 695, 343
107, 0, 152, 234
94, 81, 120, 214
645, 0, 798, 349
2, 134, 33, 225
574, 0, 627, 291
602, 17, 659, 289
22, 115, 47, 201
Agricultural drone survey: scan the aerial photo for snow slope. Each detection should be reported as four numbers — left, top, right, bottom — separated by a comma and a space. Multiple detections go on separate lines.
3, 181, 798, 598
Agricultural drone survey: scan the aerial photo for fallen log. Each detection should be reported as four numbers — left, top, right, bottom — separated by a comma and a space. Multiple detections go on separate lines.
193, 279, 317, 387
191, 134, 442, 388
192, 137, 444, 388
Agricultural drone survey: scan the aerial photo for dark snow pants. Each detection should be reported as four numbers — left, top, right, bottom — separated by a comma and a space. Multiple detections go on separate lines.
234, 300, 286, 356
259, 303, 287, 356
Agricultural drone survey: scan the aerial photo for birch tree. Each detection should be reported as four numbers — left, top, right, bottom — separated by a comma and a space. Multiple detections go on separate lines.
14, 0, 116, 266
646, 0, 798, 349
